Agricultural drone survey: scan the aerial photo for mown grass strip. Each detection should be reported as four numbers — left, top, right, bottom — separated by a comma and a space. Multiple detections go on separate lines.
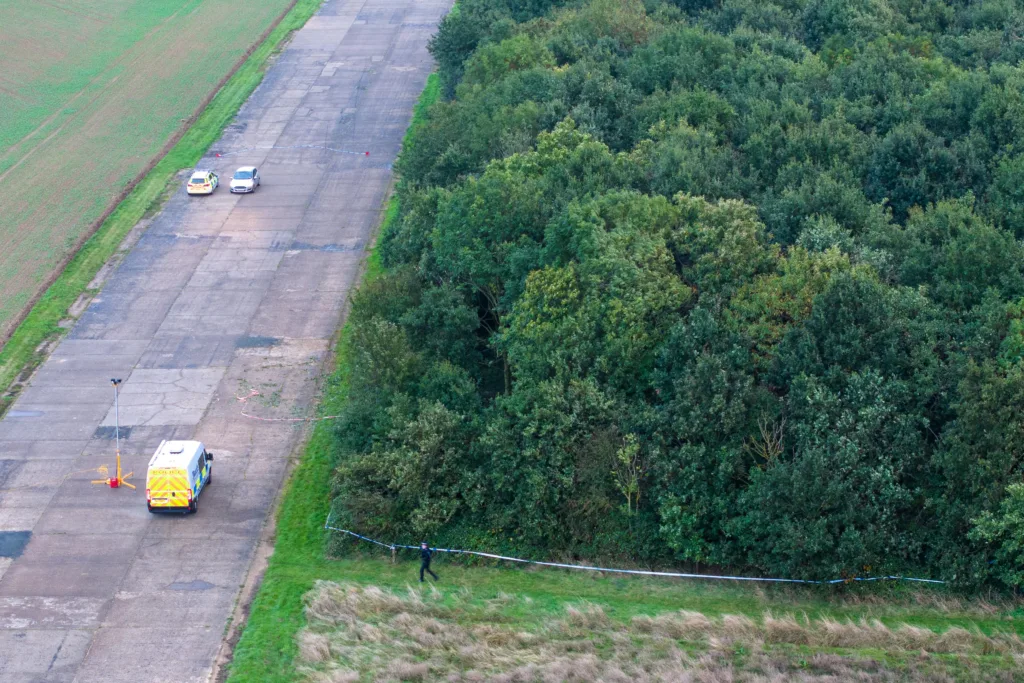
0, 0, 325, 417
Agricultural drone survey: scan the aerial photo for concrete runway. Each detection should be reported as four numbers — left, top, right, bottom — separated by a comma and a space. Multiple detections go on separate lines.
0, 0, 449, 679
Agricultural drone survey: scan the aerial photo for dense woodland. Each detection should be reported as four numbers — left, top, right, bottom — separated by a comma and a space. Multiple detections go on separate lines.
329, 0, 1024, 587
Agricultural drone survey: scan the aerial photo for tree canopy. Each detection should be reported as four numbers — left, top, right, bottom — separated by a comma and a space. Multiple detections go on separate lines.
329, 0, 1024, 587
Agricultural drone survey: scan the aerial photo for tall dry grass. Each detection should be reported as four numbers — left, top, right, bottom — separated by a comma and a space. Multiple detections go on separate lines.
295, 582, 1024, 682
633, 610, 1024, 655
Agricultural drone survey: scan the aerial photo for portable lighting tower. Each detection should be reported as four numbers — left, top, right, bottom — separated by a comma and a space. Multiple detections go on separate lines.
93, 378, 134, 489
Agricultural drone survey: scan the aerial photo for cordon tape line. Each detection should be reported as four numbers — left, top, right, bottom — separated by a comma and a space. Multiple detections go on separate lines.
215, 144, 370, 158
324, 518, 946, 585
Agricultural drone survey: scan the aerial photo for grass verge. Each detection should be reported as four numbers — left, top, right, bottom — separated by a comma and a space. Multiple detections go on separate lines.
241, 556, 1024, 682
0, 0, 325, 417
295, 581, 1024, 682
227, 69, 1024, 682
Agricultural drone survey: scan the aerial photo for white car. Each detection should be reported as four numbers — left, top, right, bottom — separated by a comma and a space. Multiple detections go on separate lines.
230, 166, 260, 193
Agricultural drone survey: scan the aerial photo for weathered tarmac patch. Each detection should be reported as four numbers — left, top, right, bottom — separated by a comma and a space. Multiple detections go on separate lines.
167, 580, 215, 592
235, 335, 281, 349
0, 531, 30, 559
92, 426, 133, 440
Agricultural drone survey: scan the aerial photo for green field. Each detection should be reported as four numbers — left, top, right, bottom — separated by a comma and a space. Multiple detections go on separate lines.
0, 0, 297, 340
225, 75, 1024, 683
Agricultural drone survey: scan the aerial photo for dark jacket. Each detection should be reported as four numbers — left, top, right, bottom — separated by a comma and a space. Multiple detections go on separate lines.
420, 547, 433, 564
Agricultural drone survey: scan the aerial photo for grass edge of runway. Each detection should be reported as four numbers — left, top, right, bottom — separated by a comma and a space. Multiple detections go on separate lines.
0, 0, 326, 418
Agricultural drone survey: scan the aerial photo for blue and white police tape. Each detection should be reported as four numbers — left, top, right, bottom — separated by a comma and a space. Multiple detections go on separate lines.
323, 518, 945, 586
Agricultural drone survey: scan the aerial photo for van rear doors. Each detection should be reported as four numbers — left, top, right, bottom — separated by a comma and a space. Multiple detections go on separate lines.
146, 468, 192, 509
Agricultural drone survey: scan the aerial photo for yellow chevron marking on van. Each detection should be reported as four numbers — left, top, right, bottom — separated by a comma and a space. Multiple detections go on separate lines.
147, 468, 192, 507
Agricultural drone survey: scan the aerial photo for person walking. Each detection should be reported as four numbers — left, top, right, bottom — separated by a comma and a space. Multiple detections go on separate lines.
420, 542, 439, 583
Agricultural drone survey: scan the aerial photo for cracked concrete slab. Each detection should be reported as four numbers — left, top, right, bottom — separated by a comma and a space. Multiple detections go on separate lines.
0, 628, 92, 681
0, 442, 89, 464
0, 0, 450, 679
137, 334, 240, 370
100, 369, 227, 427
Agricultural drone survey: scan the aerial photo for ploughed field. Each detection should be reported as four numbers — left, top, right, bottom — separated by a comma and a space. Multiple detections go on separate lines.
0, 0, 294, 340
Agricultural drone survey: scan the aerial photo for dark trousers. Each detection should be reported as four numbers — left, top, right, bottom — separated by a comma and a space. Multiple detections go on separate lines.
420, 562, 438, 582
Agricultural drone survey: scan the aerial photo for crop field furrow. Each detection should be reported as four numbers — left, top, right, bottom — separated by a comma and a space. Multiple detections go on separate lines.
0, 0, 296, 342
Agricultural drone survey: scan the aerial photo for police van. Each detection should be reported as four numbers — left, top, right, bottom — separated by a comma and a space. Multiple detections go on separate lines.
145, 440, 213, 513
